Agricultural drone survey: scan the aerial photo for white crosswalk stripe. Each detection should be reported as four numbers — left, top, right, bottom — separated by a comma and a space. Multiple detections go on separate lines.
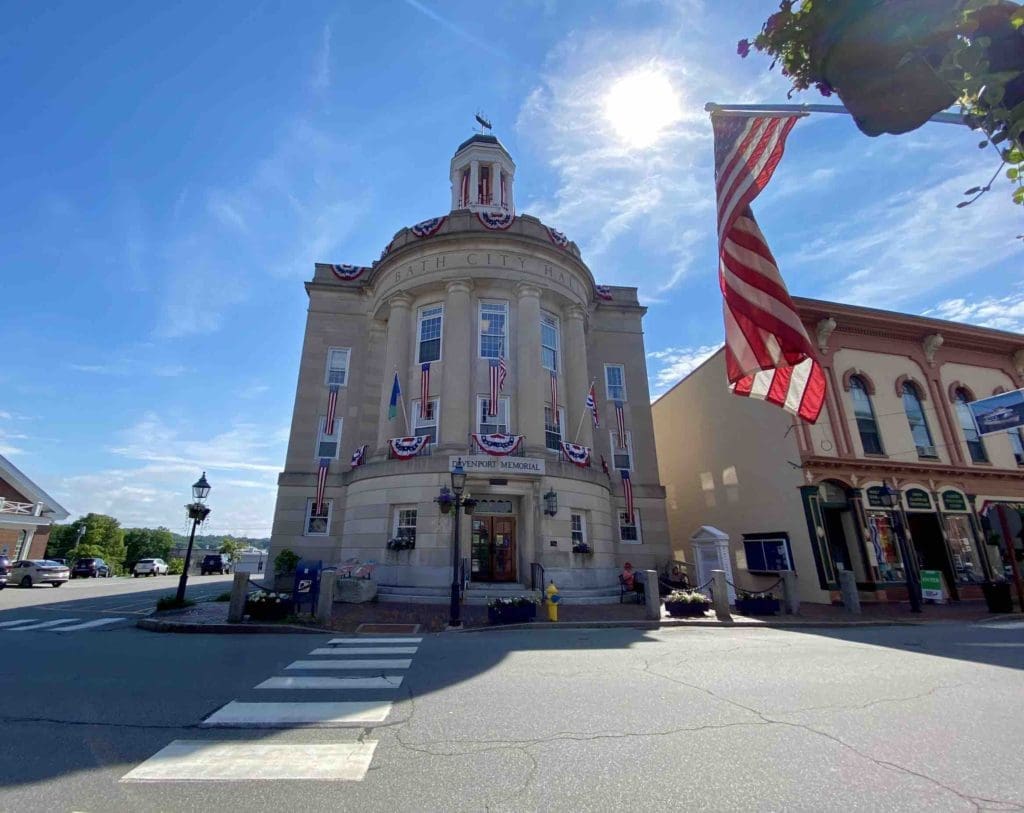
202, 701, 392, 727
327, 637, 423, 644
309, 646, 417, 655
49, 617, 126, 631
286, 658, 412, 670
7, 618, 79, 631
0, 617, 128, 632
0, 619, 38, 628
256, 675, 404, 690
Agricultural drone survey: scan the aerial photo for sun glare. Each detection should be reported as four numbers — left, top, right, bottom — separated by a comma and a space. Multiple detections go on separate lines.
604, 69, 682, 149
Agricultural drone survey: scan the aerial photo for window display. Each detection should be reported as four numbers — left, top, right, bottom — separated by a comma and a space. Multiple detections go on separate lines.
867, 512, 904, 582
943, 514, 984, 583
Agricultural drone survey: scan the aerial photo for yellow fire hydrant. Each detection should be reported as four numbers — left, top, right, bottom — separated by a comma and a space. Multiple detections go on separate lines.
545, 580, 560, 622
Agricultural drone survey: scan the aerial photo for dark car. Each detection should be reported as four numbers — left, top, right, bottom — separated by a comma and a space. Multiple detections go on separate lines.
0, 555, 9, 590
200, 554, 231, 575
71, 557, 113, 578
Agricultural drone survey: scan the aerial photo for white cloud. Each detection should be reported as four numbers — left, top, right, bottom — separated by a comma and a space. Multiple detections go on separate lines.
924, 287, 1024, 334
647, 343, 722, 396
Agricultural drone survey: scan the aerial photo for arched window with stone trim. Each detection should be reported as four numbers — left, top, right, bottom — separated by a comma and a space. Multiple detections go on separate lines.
849, 375, 884, 455
952, 387, 988, 464
901, 381, 937, 459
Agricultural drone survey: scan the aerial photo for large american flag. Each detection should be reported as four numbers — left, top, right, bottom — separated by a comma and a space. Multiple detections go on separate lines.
420, 363, 431, 416
326, 384, 339, 430
621, 469, 634, 525
586, 383, 600, 428
489, 357, 507, 416
315, 457, 330, 514
550, 371, 559, 427
614, 401, 626, 448
712, 113, 826, 423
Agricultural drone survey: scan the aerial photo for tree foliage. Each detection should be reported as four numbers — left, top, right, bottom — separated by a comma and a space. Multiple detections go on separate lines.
124, 527, 174, 563
218, 535, 242, 559
47, 514, 127, 572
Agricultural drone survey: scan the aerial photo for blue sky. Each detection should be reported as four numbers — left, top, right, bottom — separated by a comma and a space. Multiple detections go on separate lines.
2, 0, 1021, 536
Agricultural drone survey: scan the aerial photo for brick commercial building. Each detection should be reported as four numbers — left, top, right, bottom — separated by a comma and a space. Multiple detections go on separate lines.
653, 298, 1024, 606
269, 132, 670, 599
0, 454, 69, 561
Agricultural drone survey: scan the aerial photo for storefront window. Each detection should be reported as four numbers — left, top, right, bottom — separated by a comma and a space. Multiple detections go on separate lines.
943, 513, 984, 583
867, 512, 904, 582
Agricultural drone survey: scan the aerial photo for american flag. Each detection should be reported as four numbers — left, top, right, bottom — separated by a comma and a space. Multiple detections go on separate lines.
420, 362, 430, 416
550, 371, 559, 426
488, 357, 507, 416
586, 383, 600, 428
621, 469, 634, 525
315, 457, 330, 514
712, 113, 826, 423
326, 384, 339, 430
350, 444, 367, 468
614, 401, 626, 448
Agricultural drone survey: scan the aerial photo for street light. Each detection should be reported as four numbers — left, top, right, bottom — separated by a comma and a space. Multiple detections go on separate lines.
878, 484, 922, 613
447, 462, 468, 627
175, 472, 212, 604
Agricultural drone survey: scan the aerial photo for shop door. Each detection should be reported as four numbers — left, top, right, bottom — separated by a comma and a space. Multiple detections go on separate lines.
907, 513, 958, 600
823, 507, 853, 575
470, 516, 517, 582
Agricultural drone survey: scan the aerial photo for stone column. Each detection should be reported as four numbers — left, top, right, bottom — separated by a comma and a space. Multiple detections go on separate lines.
440, 279, 473, 452
563, 305, 592, 450
516, 283, 545, 455
492, 162, 501, 205
470, 161, 480, 206
377, 293, 412, 451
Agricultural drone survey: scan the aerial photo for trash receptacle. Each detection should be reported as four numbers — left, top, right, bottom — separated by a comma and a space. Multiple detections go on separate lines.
982, 581, 1013, 614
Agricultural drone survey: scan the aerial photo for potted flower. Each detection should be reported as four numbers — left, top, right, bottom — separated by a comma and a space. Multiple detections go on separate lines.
245, 590, 294, 621
571, 541, 593, 555
386, 534, 415, 552
663, 589, 711, 618
735, 590, 781, 616
487, 595, 539, 625
435, 487, 455, 515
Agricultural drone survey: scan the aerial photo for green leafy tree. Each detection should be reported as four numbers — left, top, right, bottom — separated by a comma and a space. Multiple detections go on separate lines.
124, 527, 174, 563
167, 558, 185, 575
218, 535, 242, 560
51, 514, 127, 571
45, 524, 77, 559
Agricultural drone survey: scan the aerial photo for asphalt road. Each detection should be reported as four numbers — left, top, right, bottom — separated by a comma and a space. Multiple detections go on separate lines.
0, 612, 1021, 812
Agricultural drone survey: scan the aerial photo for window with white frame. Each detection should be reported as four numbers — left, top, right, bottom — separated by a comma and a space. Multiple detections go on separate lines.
393, 506, 417, 544
413, 399, 439, 444
325, 347, 351, 386
479, 301, 507, 359
477, 396, 509, 435
544, 406, 565, 452
609, 430, 633, 471
541, 313, 559, 371
305, 499, 332, 536
316, 417, 342, 459
618, 510, 642, 543
605, 364, 626, 401
571, 513, 586, 546
417, 304, 443, 364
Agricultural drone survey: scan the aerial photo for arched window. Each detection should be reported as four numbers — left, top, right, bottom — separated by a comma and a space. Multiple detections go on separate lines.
849, 376, 883, 455
953, 388, 988, 463
901, 382, 937, 458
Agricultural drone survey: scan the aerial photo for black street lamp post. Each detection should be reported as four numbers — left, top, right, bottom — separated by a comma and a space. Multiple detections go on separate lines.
175, 472, 212, 604
448, 463, 468, 627
879, 484, 922, 613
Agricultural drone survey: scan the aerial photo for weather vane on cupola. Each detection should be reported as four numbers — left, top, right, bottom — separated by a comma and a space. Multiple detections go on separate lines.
474, 111, 492, 134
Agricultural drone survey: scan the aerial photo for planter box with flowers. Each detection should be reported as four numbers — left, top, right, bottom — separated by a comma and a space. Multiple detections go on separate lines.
487, 596, 538, 625
735, 591, 781, 616
571, 542, 593, 555
386, 535, 415, 552
245, 591, 294, 621
663, 589, 711, 618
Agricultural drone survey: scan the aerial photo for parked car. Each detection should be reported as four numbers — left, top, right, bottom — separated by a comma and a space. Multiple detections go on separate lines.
133, 558, 169, 577
49, 558, 69, 567
12, 559, 70, 587
71, 557, 113, 578
0, 555, 9, 590
200, 554, 231, 575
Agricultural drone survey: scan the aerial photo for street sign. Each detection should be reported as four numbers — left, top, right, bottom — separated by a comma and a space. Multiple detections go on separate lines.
968, 388, 1024, 436
920, 570, 944, 602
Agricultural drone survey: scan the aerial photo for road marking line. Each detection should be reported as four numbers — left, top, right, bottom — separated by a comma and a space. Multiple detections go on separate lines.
201, 701, 392, 727
121, 740, 378, 782
256, 676, 404, 690
0, 619, 39, 628
49, 617, 127, 631
975, 621, 1024, 629
954, 642, 1024, 648
286, 659, 411, 670
309, 646, 417, 656
7, 618, 79, 631
327, 637, 423, 644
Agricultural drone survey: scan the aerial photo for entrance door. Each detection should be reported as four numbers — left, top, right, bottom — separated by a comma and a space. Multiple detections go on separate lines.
908, 512, 958, 600
823, 507, 853, 575
471, 516, 517, 582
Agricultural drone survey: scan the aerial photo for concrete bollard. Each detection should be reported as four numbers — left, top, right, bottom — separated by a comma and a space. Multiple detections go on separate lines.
781, 570, 800, 615
643, 570, 660, 621
711, 570, 733, 622
838, 570, 861, 614
316, 567, 338, 625
227, 571, 249, 623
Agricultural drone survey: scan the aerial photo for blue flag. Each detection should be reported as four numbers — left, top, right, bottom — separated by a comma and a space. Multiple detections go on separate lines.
388, 372, 401, 420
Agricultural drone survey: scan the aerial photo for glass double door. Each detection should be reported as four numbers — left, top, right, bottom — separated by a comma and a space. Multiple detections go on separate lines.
471, 516, 517, 582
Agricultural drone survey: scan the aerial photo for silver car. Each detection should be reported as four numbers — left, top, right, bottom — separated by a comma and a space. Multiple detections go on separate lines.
133, 558, 169, 577
12, 559, 71, 588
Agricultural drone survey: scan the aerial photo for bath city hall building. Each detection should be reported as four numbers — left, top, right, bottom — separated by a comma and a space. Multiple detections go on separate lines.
269, 132, 670, 598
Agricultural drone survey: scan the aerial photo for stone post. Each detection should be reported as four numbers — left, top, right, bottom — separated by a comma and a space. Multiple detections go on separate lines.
227, 571, 249, 624
643, 569, 660, 621
470, 160, 480, 205
711, 570, 732, 622
515, 283, 545, 454
780, 570, 800, 615
439, 280, 473, 451
839, 570, 861, 614
316, 567, 337, 625
377, 293, 413, 451
563, 305, 592, 450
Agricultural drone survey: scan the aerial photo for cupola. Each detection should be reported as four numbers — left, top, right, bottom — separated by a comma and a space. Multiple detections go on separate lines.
450, 132, 515, 214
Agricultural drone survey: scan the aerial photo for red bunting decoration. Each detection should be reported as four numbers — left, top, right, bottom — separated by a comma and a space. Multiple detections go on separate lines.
411, 216, 447, 238
472, 433, 523, 456
559, 442, 591, 468
388, 436, 429, 459
477, 211, 515, 230
330, 264, 369, 281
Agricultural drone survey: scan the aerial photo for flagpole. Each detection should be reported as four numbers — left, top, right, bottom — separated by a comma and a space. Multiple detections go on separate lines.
574, 378, 597, 444
704, 102, 966, 127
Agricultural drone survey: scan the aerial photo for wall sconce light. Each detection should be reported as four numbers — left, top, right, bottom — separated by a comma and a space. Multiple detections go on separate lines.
543, 489, 558, 516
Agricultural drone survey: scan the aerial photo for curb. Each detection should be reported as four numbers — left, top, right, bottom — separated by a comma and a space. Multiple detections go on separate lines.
137, 617, 333, 635
449, 618, 922, 632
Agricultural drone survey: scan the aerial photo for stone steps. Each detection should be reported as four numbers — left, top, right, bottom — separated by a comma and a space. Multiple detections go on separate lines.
376, 582, 623, 605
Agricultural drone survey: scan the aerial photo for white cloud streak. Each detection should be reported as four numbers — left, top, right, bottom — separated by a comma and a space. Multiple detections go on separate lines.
924, 286, 1024, 334
647, 343, 722, 396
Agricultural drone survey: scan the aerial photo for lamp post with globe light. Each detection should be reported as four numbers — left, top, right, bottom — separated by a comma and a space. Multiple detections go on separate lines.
175, 472, 212, 604
440, 461, 477, 627
878, 483, 922, 613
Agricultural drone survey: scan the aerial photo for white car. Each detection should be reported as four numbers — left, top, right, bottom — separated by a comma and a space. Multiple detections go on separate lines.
133, 558, 169, 577
12, 559, 70, 588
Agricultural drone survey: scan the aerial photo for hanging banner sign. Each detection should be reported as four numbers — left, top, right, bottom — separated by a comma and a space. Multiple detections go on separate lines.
449, 455, 545, 476
968, 388, 1024, 435
471, 433, 523, 456
388, 436, 429, 460
941, 491, 968, 512
905, 488, 932, 510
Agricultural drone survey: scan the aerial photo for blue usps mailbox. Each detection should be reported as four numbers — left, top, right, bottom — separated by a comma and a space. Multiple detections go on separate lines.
292, 560, 322, 614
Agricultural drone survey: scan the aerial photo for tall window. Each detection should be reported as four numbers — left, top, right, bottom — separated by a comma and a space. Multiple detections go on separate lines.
479, 302, 507, 359
316, 417, 341, 459
618, 510, 642, 543
541, 313, 559, 371
544, 406, 565, 452
954, 389, 988, 463
477, 396, 509, 435
605, 364, 626, 401
325, 347, 350, 386
609, 430, 633, 471
305, 499, 331, 536
1010, 429, 1024, 466
849, 376, 883, 455
414, 399, 439, 444
417, 304, 443, 364
571, 513, 586, 546
393, 507, 417, 544
901, 382, 937, 458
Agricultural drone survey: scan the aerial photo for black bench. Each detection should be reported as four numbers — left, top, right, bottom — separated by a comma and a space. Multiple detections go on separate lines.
619, 575, 645, 603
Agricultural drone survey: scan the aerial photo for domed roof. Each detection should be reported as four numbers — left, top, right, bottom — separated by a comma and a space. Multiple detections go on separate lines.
454, 133, 507, 154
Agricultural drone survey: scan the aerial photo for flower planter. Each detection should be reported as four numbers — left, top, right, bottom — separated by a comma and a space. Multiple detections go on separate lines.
487, 603, 537, 625
664, 600, 710, 618
245, 597, 294, 621
735, 596, 781, 616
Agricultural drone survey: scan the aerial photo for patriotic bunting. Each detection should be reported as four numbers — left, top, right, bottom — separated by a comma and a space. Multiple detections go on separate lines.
411, 216, 446, 238
712, 113, 826, 424
595, 285, 614, 301
488, 357, 507, 417
388, 436, 429, 459
586, 383, 600, 429
316, 457, 330, 514
477, 210, 515, 230
614, 401, 626, 448
326, 384, 339, 429
621, 470, 634, 524
546, 226, 569, 248
472, 433, 523, 456
350, 444, 367, 468
420, 363, 431, 415
330, 264, 369, 281
559, 441, 591, 468
550, 371, 559, 426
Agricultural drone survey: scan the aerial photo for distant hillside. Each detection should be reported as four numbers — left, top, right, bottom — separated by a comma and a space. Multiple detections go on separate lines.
169, 533, 270, 550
